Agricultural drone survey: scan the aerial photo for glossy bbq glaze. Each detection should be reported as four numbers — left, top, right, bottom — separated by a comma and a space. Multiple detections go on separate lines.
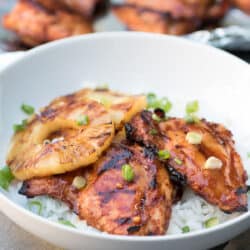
125, 110, 248, 213
20, 143, 174, 235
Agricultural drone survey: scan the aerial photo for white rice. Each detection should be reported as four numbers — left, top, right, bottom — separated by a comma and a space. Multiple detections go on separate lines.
6, 180, 250, 235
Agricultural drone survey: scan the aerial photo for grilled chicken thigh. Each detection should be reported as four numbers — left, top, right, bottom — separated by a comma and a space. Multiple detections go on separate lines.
2, 0, 93, 47
20, 143, 173, 235
34, 0, 107, 18
125, 110, 248, 213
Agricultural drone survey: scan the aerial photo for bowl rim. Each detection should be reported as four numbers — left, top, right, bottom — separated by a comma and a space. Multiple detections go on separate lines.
0, 31, 249, 242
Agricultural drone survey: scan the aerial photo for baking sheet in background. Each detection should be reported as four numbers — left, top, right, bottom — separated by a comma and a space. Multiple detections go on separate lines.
1, 0, 250, 52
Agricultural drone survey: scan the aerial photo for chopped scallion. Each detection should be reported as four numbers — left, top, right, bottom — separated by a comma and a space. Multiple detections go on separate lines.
247, 152, 250, 158
28, 200, 43, 215
58, 219, 76, 228
13, 119, 28, 133
205, 217, 218, 228
146, 93, 172, 113
76, 114, 89, 126
174, 158, 183, 165
152, 113, 162, 122
122, 164, 134, 182
186, 100, 199, 114
0, 166, 14, 190
150, 129, 158, 135
185, 114, 200, 124
21, 104, 35, 115
182, 226, 190, 233
158, 150, 171, 160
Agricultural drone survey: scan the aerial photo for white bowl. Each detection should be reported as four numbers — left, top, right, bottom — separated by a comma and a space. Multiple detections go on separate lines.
0, 32, 249, 250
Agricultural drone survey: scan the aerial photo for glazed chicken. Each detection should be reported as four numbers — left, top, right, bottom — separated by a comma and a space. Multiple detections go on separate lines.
112, 0, 229, 34
112, 5, 200, 35
125, 0, 223, 19
125, 110, 248, 213
19, 143, 173, 235
34, 0, 108, 18
2, 0, 93, 47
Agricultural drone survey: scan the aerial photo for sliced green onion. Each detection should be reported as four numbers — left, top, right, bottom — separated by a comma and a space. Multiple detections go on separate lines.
122, 164, 134, 182
161, 97, 172, 113
146, 93, 172, 113
186, 132, 202, 145
28, 200, 43, 215
150, 129, 158, 135
146, 93, 157, 107
186, 100, 199, 114
174, 158, 183, 165
72, 176, 86, 189
182, 226, 190, 233
21, 103, 35, 115
185, 114, 200, 124
152, 113, 162, 122
13, 119, 28, 133
158, 150, 171, 160
0, 166, 14, 190
205, 217, 218, 228
247, 152, 250, 158
58, 219, 76, 228
76, 114, 89, 126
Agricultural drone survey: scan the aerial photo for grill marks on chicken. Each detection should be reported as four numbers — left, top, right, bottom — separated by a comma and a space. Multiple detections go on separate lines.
2, 0, 93, 47
20, 143, 173, 235
112, 0, 230, 34
126, 111, 248, 213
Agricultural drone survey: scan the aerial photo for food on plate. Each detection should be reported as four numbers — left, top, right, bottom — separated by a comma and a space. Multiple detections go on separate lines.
7, 88, 146, 180
2, 87, 249, 236
2, 0, 93, 47
112, 0, 230, 34
6, 99, 114, 180
20, 143, 173, 235
233, 0, 250, 14
34, 0, 108, 18
125, 110, 248, 213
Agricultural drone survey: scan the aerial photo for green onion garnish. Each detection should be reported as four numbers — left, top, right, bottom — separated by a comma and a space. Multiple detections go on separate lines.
28, 200, 43, 215
76, 114, 89, 126
152, 113, 162, 122
122, 164, 134, 182
185, 114, 200, 124
13, 119, 28, 133
158, 150, 171, 160
174, 158, 183, 165
21, 104, 35, 115
0, 166, 14, 190
150, 129, 158, 135
247, 152, 250, 158
205, 217, 218, 228
146, 93, 172, 113
182, 226, 190, 233
161, 97, 172, 113
58, 219, 76, 228
186, 100, 199, 114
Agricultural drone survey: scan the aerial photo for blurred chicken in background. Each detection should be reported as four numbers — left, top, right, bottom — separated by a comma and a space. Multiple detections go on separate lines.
2, 0, 108, 47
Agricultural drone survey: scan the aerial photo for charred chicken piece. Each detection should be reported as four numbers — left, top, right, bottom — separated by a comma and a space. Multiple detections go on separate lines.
125, 0, 229, 19
112, 5, 200, 35
125, 111, 248, 213
2, 0, 93, 47
34, 0, 109, 18
20, 143, 173, 235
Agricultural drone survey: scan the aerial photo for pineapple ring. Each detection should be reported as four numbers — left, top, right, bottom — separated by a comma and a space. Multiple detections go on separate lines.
7, 99, 114, 180
49, 88, 147, 129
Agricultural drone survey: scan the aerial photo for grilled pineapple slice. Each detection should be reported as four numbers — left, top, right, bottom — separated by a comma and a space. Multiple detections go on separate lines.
50, 88, 147, 129
7, 99, 114, 180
